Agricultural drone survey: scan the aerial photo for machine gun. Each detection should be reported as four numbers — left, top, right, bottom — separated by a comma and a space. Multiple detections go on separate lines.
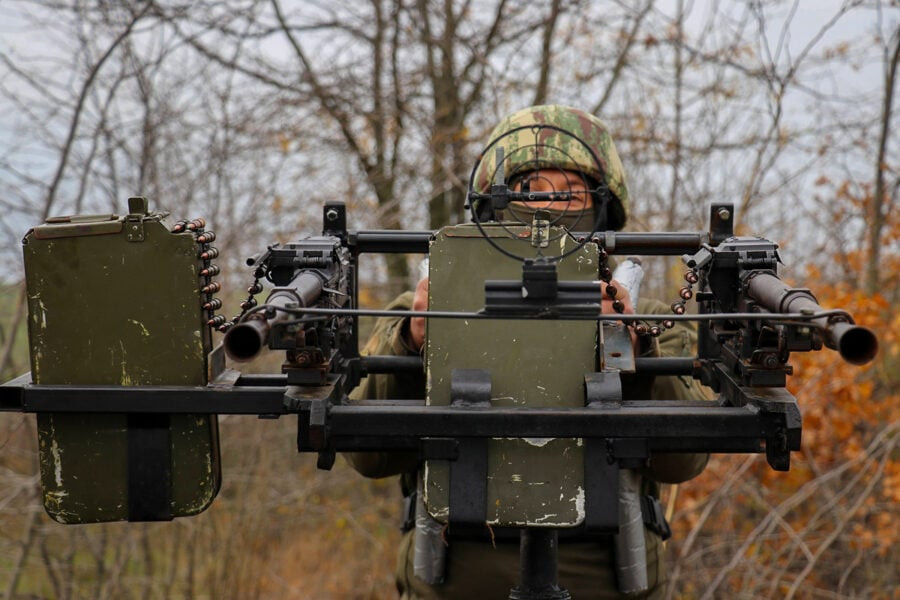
0, 135, 879, 599
222, 236, 355, 386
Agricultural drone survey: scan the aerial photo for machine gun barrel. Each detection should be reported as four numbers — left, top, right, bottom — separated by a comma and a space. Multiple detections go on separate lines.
745, 272, 878, 365
223, 272, 325, 362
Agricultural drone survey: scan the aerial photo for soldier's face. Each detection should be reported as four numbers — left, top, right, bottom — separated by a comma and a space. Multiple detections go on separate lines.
513, 169, 594, 213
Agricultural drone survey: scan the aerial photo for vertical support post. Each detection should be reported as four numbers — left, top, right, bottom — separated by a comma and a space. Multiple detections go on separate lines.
508, 529, 571, 600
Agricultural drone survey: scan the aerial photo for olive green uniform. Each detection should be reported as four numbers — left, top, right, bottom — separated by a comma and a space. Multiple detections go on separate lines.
346, 293, 709, 599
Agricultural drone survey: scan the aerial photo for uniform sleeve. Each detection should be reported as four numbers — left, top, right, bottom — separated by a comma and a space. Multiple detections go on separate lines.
635, 298, 711, 484
343, 292, 422, 479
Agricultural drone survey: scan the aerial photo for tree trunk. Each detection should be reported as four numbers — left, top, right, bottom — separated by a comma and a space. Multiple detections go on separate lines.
864, 31, 898, 295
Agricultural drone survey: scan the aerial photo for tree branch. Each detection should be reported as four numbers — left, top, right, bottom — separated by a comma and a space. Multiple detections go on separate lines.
864, 28, 899, 294
531, 0, 562, 106
591, 0, 654, 115
43, 3, 150, 221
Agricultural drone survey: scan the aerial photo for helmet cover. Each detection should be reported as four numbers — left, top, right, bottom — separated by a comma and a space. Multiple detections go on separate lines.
472, 105, 628, 230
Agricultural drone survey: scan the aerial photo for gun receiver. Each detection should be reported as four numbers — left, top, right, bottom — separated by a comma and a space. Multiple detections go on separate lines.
223, 232, 354, 380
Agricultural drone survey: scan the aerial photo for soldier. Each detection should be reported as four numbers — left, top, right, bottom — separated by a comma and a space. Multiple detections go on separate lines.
346, 105, 709, 599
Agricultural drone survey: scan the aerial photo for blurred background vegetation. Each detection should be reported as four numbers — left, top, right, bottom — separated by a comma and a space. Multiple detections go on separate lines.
0, 1, 897, 598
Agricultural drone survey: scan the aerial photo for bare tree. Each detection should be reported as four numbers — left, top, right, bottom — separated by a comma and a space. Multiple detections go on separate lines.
865, 27, 899, 295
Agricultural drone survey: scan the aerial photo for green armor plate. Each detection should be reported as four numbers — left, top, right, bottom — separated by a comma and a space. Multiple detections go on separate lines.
423, 224, 599, 527
23, 200, 221, 523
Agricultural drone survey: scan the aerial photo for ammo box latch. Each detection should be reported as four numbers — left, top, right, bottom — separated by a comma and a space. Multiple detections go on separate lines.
126, 196, 149, 242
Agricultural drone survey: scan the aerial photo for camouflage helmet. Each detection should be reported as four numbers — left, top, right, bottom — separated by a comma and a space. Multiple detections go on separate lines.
472, 104, 628, 230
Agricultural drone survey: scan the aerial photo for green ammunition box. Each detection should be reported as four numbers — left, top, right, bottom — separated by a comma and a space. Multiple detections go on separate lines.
23, 198, 221, 523
424, 224, 598, 527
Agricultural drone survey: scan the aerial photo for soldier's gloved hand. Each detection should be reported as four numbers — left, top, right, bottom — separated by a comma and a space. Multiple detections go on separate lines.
407, 277, 428, 352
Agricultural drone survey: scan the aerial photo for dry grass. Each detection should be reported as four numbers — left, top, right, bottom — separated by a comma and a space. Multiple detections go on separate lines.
0, 379, 403, 599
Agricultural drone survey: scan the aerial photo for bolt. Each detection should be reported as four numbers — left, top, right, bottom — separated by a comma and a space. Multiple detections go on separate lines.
325, 208, 339, 222
763, 354, 780, 368
717, 207, 731, 221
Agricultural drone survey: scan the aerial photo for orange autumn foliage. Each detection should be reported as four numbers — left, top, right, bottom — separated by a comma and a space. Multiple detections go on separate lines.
666, 254, 899, 598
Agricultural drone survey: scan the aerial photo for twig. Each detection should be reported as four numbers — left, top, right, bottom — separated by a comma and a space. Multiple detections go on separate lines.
0, 286, 26, 379
784, 435, 896, 599
701, 423, 898, 598
3, 485, 41, 600
41, 4, 151, 222
665, 455, 756, 600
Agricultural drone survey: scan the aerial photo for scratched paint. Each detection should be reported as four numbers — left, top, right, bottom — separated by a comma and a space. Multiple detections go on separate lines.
49, 422, 63, 488
522, 437, 554, 447
574, 486, 586, 521
118, 341, 132, 385
28, 296, 48, 331
425, 224, 597, 527
128, 319, 150, 337
25, 216, 222, 522
532, 512, 561, 524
